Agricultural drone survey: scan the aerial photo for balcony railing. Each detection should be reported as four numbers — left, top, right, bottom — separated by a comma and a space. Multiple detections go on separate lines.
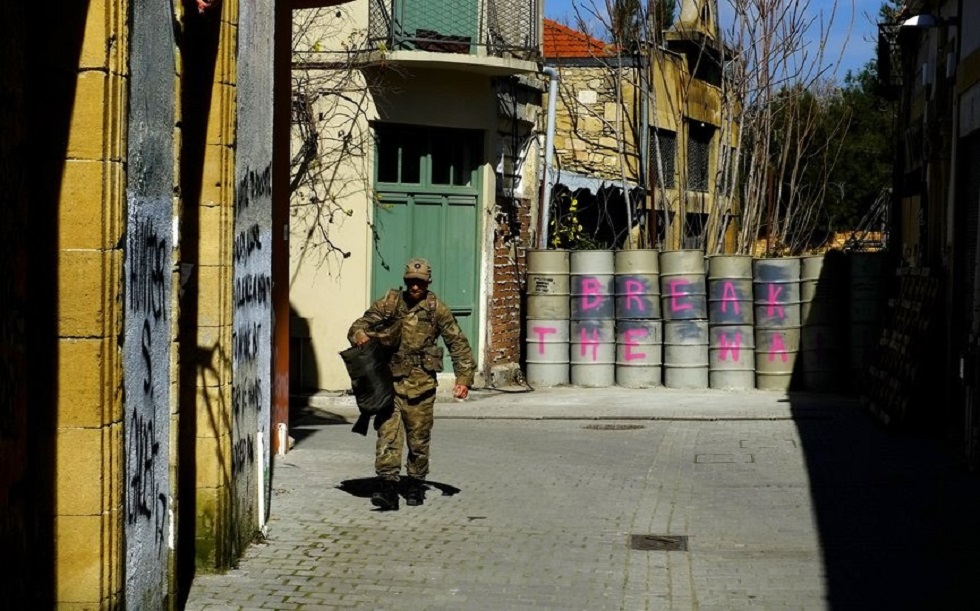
368, 0, 540, 60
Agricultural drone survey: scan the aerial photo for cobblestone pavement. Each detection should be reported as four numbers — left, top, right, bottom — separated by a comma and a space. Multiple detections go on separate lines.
184, 387, 980, 610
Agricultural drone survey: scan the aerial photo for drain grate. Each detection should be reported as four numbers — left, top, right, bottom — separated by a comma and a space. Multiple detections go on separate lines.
582, 423, 646, 431
630, 534, 689, 551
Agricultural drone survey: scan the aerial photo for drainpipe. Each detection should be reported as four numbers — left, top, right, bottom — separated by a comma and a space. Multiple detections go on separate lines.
537, 65, 559, 249
639, 43, 651, 248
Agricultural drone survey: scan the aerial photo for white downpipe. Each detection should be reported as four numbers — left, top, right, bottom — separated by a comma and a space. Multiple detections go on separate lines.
538, 65, 560, 249
257, 432, 268, 535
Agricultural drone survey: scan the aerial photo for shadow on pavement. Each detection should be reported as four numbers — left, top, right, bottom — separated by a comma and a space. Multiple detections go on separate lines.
289, 406, 350, 446
791, 391, 980, 608
790, 251, 980, 608
337, 477, 462, 502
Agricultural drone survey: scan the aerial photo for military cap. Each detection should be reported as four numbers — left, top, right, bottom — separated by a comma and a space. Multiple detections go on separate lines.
403, 258, 432, 281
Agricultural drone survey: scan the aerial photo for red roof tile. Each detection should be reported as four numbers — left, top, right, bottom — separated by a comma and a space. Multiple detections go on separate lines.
543, 18, 615, 59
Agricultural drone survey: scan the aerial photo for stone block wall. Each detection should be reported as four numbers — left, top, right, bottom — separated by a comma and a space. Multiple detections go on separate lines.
552, 66, 641, 183
489, 198, 533, 377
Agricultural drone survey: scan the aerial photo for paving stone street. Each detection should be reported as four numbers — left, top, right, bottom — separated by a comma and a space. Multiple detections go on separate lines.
184, 387, 980, 610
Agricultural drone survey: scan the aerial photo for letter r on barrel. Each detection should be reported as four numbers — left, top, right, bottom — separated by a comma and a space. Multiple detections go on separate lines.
625, 279, 645, 312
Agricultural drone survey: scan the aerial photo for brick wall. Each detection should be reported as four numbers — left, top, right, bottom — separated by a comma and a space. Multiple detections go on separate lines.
488, 197, 533, 372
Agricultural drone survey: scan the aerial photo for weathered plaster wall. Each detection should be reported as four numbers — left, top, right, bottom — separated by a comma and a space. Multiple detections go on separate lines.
232, 0, 276, 548
124, 0, 176, 605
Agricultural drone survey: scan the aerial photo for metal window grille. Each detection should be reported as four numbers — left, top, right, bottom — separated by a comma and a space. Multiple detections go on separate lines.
650, 129, 676, 189
368, 0, 539, 58
687, 122, 713, 192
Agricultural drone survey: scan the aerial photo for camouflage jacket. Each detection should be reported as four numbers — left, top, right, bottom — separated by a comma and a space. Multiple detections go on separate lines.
348, 289, 475, 398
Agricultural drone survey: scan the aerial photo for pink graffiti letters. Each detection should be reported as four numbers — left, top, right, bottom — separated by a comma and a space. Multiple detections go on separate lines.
766, 283, 785, 319
768, 332, 788, 362
668, 279, 693, 312
717, 331, 742, 361
580, 277, 604, 310
623, 328, 648, 361
721, 281, 740, 314
531, 326, 557, 355
579, 327, 600, 361
624, 279, 645, 312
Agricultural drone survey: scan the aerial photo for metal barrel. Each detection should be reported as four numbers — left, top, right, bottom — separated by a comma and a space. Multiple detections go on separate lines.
615, 319, 663, 388
526, 249, 570, 320
659, 250, 707, 320
525, 250, 570, 386
708, 324, 756, 390
663, 320, 709, 389
755, 327, 801, 391
706, 255, 755, 390
849, 251, 889, 387
614, 249, 661, 319
524, 319, 570, 387
707, 255, 754, 325
799, 251, 848, 391
800, 324, 846, 393
753, 257, 801, 390
569, 250, 615, 386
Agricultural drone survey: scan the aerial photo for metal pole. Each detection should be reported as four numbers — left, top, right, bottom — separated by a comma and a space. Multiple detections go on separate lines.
537, 65, 559, 249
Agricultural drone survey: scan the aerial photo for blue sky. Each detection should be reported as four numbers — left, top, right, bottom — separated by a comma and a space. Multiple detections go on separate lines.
544, 0, 882, 80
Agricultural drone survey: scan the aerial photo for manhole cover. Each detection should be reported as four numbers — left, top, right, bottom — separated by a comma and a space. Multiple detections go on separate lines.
582, 423, 646, 431
630, 534, 688, 551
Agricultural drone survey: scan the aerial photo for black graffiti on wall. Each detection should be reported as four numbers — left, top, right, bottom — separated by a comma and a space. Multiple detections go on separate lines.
234, 223, 263, 263
234, 273, 272, 307
231, 434, 255, 476
235, 165, 272, 213
128, 218, 168, 319
126, 409, 159, 519
235, 322, 262, 362
124, 213, 170, 548
232, 378, 263, 418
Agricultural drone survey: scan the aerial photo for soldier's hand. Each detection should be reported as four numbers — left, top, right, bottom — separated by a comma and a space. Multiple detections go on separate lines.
354, 332, 370, 346
452, 384, 469, 400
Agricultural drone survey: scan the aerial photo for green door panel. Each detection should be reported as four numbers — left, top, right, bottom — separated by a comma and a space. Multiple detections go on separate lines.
370, 194, 412, 290
372, 192, 479, 372
372, 123, 482, 372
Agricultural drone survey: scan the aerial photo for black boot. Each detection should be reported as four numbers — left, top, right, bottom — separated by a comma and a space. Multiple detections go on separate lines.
371, 479, 399, 511
405, 478, 426, 506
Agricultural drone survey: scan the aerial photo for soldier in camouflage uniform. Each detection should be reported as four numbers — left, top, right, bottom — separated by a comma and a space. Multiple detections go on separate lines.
348, 258, 475, 510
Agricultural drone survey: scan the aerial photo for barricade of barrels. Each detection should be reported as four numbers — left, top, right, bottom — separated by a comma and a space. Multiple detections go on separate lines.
525, 249, 887, 391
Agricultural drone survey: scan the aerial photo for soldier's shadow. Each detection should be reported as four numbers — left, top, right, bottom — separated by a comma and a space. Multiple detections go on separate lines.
336, 477, 462, 501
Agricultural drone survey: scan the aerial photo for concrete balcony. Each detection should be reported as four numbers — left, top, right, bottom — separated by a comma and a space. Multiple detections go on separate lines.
366, 0, 541, 75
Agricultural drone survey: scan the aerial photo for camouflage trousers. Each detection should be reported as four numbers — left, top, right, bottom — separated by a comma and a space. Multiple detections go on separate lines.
374, 388, 436, 481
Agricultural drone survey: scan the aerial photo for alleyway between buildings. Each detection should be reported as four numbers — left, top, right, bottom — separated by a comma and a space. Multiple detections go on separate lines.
185, 387, 980, 610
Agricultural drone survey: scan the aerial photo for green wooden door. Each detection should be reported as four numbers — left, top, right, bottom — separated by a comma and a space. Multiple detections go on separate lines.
372, 124, 482, 370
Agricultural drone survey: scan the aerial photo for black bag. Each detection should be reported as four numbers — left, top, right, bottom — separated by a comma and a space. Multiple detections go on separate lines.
339, 339, 395, 435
